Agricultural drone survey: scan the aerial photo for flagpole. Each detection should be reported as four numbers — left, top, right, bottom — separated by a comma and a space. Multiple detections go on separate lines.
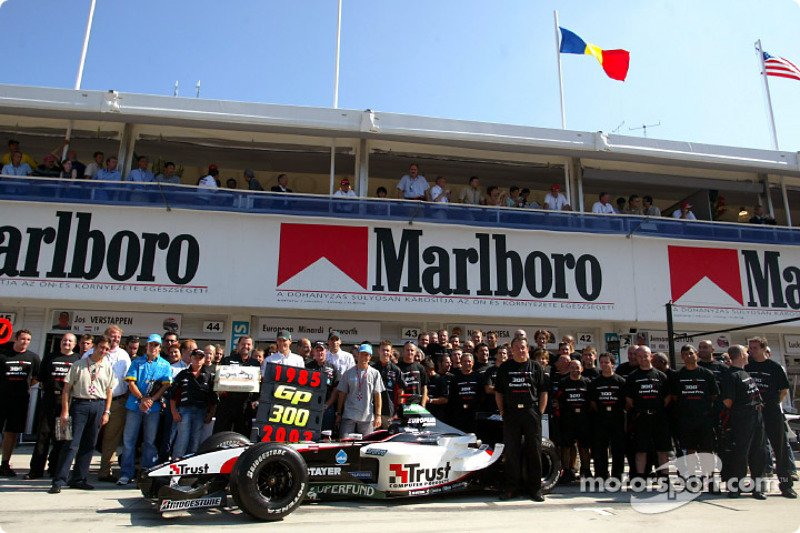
553, 11, 571, 206
64, 0, 97, 161
553, 10, 566, 129
755, 39, 792, 226
329, 0, 342, 196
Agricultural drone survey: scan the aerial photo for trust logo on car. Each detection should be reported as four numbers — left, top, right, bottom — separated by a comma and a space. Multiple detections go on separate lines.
388, 463, 452, 485
169, 463, 210, 475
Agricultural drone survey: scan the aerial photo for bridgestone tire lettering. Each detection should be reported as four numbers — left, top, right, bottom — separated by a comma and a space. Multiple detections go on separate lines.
230, 442, 308, 521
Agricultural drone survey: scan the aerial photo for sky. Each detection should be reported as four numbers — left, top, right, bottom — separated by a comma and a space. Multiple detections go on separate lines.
3, 0, 800, 152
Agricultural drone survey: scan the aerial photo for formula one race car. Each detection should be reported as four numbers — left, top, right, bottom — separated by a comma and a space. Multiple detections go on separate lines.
139, 404, 561, 521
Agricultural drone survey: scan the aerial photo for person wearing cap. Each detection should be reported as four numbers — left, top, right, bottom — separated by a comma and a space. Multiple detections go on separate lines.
169, 349, 218, 458
334, 178, 357, 198
326, 331, 355, 376
244, 169, 263, 191
271, 173, 292, 193
117, 334, 172, 485
673, 201, 697, 220
1, 150, 33, 176
336, 344, 385, 436
198, 167, 219, 188
33, 154, 61, 178
263, 330, 304, 369
395, 163, 430, 201
543, 184, 570, 211
214, 335, 259, 437
306, 341, 341, 432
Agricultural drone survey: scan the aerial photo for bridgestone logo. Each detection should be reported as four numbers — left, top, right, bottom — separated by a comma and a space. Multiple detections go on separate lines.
159, 497, 223, 511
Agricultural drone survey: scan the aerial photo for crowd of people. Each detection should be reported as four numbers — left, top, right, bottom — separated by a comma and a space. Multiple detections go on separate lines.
0, 324, 797, 501
2, 140, 779, 222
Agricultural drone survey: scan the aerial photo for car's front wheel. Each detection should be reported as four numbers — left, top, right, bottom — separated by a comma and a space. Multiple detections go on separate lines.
229, 442, 308, 521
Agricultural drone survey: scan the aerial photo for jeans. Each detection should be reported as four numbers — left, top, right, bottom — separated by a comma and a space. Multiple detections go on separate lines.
53, 399, 104, 487
173, 406, 206, 458
120, 408, 161, 479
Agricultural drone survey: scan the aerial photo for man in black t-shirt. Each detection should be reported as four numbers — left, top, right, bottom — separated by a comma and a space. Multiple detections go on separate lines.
397, 342, 428, 406
745, 337, 796, 498
449, 353, 483, 433
624, 345, 671, 479
671, 344, 719, 454
0, 329, 41, 477
616, 345, 639, 377
371, 341, 406, 428
307, 341, 342, 432
27, 334, 80, 479
495, 335, 547, 502
425, 359, 450, 422
473, 343, 491, 374
581, 346, 600, 379
589, 353, 627, 480
721, 345, 767, 499
557, 360, 592, 479
213, 336, 260, 438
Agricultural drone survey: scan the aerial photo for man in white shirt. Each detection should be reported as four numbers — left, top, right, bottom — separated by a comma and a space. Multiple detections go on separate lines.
263, 330, 304, 370
82, 325, 131, 482
430, 176, 450, 203
543, 184, 570, 211
672, 202, 697, 220
333, 178, 357, 198
198, 168, 219, 188
326, 330, 355, 376
591, 192, 616, 214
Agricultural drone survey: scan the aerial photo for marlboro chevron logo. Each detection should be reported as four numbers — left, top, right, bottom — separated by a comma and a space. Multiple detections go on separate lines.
277, 224, 604, 301
668, 245, 800, 309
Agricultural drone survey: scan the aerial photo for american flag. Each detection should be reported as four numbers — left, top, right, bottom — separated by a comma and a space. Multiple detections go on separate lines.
763, 51, 800, 81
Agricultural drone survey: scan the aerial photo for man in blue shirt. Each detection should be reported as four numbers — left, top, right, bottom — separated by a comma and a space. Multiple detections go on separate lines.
127, 156, 154, 182
117, 334, 172, 485
1, 151, 33, 176
94, 156, 121, 181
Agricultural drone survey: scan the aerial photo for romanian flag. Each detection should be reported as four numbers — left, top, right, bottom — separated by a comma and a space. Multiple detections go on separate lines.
559, 27, 630, 81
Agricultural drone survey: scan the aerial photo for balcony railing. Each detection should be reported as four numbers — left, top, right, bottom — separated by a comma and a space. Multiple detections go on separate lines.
1, 176, 798, 246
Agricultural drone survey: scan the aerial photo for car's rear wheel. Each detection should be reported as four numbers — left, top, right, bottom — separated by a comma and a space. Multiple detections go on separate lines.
197, 431, 250, 454
540, 438, 561, 493
230, 442, 308, 521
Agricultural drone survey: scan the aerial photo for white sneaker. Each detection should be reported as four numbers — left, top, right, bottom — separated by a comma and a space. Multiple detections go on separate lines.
116, 476, 131, 486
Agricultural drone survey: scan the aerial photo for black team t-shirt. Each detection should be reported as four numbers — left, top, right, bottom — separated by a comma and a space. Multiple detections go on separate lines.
624, 367, 669, 412
670, 366, 719, 420
0, 348, 41, 398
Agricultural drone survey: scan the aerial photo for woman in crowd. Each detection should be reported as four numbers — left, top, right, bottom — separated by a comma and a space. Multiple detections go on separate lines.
170, 349, 217, 458
49, 335, 116, 493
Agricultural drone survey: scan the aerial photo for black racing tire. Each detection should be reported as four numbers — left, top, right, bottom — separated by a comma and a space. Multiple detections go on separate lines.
196, 431, 251, 454
229, 443, 308, 521
540, 438, 561, 494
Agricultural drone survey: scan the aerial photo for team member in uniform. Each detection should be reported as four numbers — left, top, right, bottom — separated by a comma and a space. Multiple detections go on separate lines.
721, 345, 767, 499
580, 346, 600, 379
495, 335, 547, 502
697, 339, 728, 452
625, 345, 671, 481
0, 329, 40, 476
170, 349, 218, 458
118, 334, 172, 485
424, 358, 449, 423
481, 345, 508, 414
448, 352, 483, 433
589, 353, 627, 480
49, 335, 116, 493
397, 342, 429, 405
307, 341, 341, 432
557, 359, 592, 480
745, 337, 796, 498
27, 334, 79, 479
214, 335, 260, 437
336, 344, 385, 436
671, 344, 719, 455
473, 343, 491, 373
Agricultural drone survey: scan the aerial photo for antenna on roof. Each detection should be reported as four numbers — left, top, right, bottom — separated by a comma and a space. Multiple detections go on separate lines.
174, 81, 179, 97
196, 80, 201, 98
629, 121, 661, 138
612, 121, 625, 134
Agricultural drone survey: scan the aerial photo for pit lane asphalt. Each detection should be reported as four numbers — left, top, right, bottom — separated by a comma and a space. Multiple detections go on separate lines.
0, 445, 798, 533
